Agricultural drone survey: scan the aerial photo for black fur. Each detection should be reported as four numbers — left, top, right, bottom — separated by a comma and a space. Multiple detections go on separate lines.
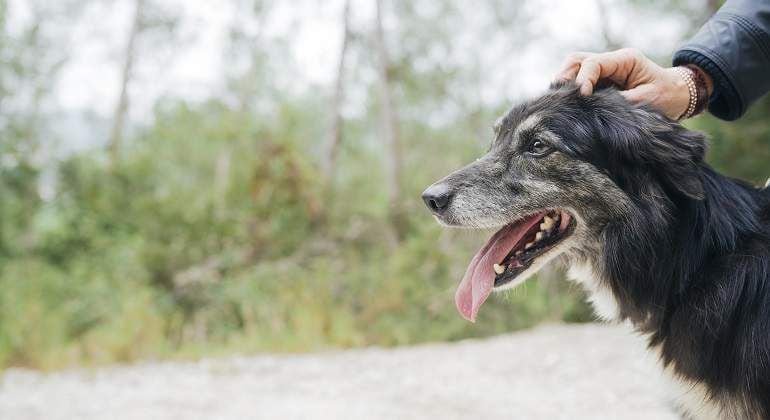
426, 82, 770, 417
548, 83, 770, 418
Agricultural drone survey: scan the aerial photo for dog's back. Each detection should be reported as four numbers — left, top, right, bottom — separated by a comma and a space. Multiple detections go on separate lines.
657, 176, 770, 419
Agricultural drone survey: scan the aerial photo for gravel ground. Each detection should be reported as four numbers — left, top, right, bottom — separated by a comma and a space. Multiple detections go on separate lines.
0, 323, 679, 420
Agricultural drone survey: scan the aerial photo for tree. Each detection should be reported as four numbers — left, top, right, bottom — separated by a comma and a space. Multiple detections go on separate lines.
224, 0, 272, 113
374, 0, 403, 232
0, 0, 79, 256
596, 0, 621, 50
321, 0, 352, 187
108, 0, 178, 164
109, 0, 144, 164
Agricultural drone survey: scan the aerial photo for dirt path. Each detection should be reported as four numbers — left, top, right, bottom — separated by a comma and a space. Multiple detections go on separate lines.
0, 324, 678, 420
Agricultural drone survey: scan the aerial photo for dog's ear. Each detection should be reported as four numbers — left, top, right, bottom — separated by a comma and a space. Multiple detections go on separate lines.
642, 117, 706, 200
595, 104, 707, 200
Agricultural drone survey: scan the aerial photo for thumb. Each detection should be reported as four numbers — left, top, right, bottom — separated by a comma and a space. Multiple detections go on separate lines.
619, 84, 656, 105
620, 84, 684, 119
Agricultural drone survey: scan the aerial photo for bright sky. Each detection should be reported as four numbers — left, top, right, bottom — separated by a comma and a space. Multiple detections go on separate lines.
12, 0, 691, 127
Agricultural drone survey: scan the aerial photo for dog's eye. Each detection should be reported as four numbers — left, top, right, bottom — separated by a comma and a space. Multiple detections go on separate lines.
527, 140, 552, 157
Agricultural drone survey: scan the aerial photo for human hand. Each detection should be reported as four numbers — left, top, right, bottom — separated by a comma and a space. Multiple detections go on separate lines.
554, 48, 712, 120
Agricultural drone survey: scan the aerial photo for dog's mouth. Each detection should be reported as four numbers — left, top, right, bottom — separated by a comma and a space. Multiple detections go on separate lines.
455, 210, 575, 322
492, 211, 575, 288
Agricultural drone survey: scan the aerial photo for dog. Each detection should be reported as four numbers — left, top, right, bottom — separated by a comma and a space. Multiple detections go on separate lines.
422, 82, 770, 419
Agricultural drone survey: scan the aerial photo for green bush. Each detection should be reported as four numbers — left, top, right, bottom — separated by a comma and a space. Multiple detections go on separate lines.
0, 98, 598, 370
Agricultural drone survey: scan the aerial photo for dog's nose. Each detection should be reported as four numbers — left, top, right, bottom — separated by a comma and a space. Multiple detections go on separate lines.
422, 184, 453, 214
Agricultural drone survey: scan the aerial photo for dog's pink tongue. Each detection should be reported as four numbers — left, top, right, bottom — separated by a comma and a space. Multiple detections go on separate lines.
455, 215, 542, 322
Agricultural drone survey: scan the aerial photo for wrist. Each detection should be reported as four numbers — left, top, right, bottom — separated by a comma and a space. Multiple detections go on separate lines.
685, 64, 713, 97
667, 67, 693, 120
683, 65, 711, 118
672, 65, 710, 120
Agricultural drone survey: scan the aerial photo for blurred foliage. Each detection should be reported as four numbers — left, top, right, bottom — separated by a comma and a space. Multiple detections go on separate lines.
0, 91, 593, 369
0, 0, 766, 370
689, 96, 770, 184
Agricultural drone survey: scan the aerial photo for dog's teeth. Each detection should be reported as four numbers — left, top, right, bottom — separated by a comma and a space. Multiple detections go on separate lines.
493, 263, 506, 275
541, 216, 555, 231
524, 242, 534, 249
515, 250, 523, 256
535, 232, 544, 241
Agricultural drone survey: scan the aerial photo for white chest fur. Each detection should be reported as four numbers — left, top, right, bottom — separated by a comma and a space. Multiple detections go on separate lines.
566, 261, 620, 321
566, 260, 736, 419
655, 347, 728, 420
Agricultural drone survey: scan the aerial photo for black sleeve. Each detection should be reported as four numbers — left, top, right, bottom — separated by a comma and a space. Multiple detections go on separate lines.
672, 0, 770, 121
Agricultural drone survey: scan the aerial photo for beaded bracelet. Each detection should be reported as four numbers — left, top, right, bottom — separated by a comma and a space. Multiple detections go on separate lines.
685, 65, 709, 116
673, 66, 709, 120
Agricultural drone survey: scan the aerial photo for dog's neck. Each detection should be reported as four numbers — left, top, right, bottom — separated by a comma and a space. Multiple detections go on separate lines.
573, 166, 764, 331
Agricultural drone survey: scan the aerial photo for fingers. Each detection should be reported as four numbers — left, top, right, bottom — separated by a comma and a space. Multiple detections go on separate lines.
558, 48, 644, 96
574, 49, 632, 95
553, 52, 591, 82
619, 84, 656, 105
574, 57, 606, 95
621, 81, 685, 120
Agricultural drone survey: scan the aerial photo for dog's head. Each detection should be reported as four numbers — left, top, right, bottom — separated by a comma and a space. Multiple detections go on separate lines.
422, 82, 706, 321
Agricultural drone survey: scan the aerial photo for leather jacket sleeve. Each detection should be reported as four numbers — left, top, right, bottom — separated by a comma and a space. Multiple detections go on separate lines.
673, 0, 770, 121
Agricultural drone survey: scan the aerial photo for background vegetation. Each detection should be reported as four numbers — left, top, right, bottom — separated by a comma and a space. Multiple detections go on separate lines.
0, 0, 767, 370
